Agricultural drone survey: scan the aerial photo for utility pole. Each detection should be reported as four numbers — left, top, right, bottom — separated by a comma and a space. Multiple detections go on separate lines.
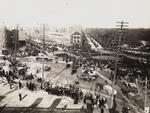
138, 71, 150, 113
144, 68, 150, 113
14, 24, 19, 60
111, 21, 128, 108
42, 24, 45, 89
145, 75, 147, 113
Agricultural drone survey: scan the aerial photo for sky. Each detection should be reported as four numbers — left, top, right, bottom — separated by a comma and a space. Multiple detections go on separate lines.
0, 0, 150, 28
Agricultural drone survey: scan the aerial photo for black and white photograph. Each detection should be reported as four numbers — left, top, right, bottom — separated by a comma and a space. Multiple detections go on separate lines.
0, 0, 150, 113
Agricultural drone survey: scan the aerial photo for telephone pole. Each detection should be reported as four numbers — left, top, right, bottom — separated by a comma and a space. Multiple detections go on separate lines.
144, 69, 150, 113
41, 24, 45, 89
138, 69, 150, 113
14, 24, 19, 60
145, 76, 148, 113
111, 21, 128, 108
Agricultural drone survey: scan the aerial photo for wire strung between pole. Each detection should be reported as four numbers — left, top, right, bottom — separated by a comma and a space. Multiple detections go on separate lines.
110, 21, 128, 109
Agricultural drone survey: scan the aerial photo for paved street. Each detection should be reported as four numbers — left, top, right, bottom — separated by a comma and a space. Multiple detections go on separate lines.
0, 66, 137, 113
0, 81, 84, 113
0, 81, 110, 113
0, 47, 144, 113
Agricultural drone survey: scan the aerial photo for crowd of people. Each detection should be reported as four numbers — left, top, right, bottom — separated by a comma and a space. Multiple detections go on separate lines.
0, 59, 19, 88
83, 93, 108, 112
16, 45, 40, 57
43, 81, 109, 112
45, 83, 83, 101
26, 82, 37, 91
1, 41, 141, 113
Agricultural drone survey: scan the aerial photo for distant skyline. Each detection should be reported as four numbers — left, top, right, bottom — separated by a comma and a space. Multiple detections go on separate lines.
0, 0, 150, 28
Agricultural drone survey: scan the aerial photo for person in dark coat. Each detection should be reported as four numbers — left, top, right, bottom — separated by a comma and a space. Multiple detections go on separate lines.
19, 81, 22, 89
26, 82, 29, 89
112, 96, 117, 112
99, 97, 105, 108
19, 93, 22, 101
9, 82, 12, 89
29, 82, 32, 90
101, 107, 104, 113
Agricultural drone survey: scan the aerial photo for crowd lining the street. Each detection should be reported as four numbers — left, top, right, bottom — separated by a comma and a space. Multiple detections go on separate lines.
0, 42, 149, 113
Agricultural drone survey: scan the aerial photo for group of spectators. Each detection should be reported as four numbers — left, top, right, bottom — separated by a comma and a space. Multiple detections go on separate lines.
16, 46, 40, 57
0, 60, 19, 89
45, 83, 84, 103
44, 81, 108, 112
26, 82, 37, 91
0, 48, 112, 113
83, 93, 107, 113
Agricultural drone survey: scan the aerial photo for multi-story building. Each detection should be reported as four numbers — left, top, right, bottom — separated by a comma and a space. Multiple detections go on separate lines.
70, 31, 83, 47
4, 28, 27, 50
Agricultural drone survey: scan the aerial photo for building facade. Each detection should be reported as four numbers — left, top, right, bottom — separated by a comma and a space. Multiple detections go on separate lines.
4, 28, 27, 51
70, 31, 83, 47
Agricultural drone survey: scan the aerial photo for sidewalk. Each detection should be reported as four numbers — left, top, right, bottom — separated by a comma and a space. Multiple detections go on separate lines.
0, 66, 141, 113
0, 82, 111, 113
0, 82, 84, 111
